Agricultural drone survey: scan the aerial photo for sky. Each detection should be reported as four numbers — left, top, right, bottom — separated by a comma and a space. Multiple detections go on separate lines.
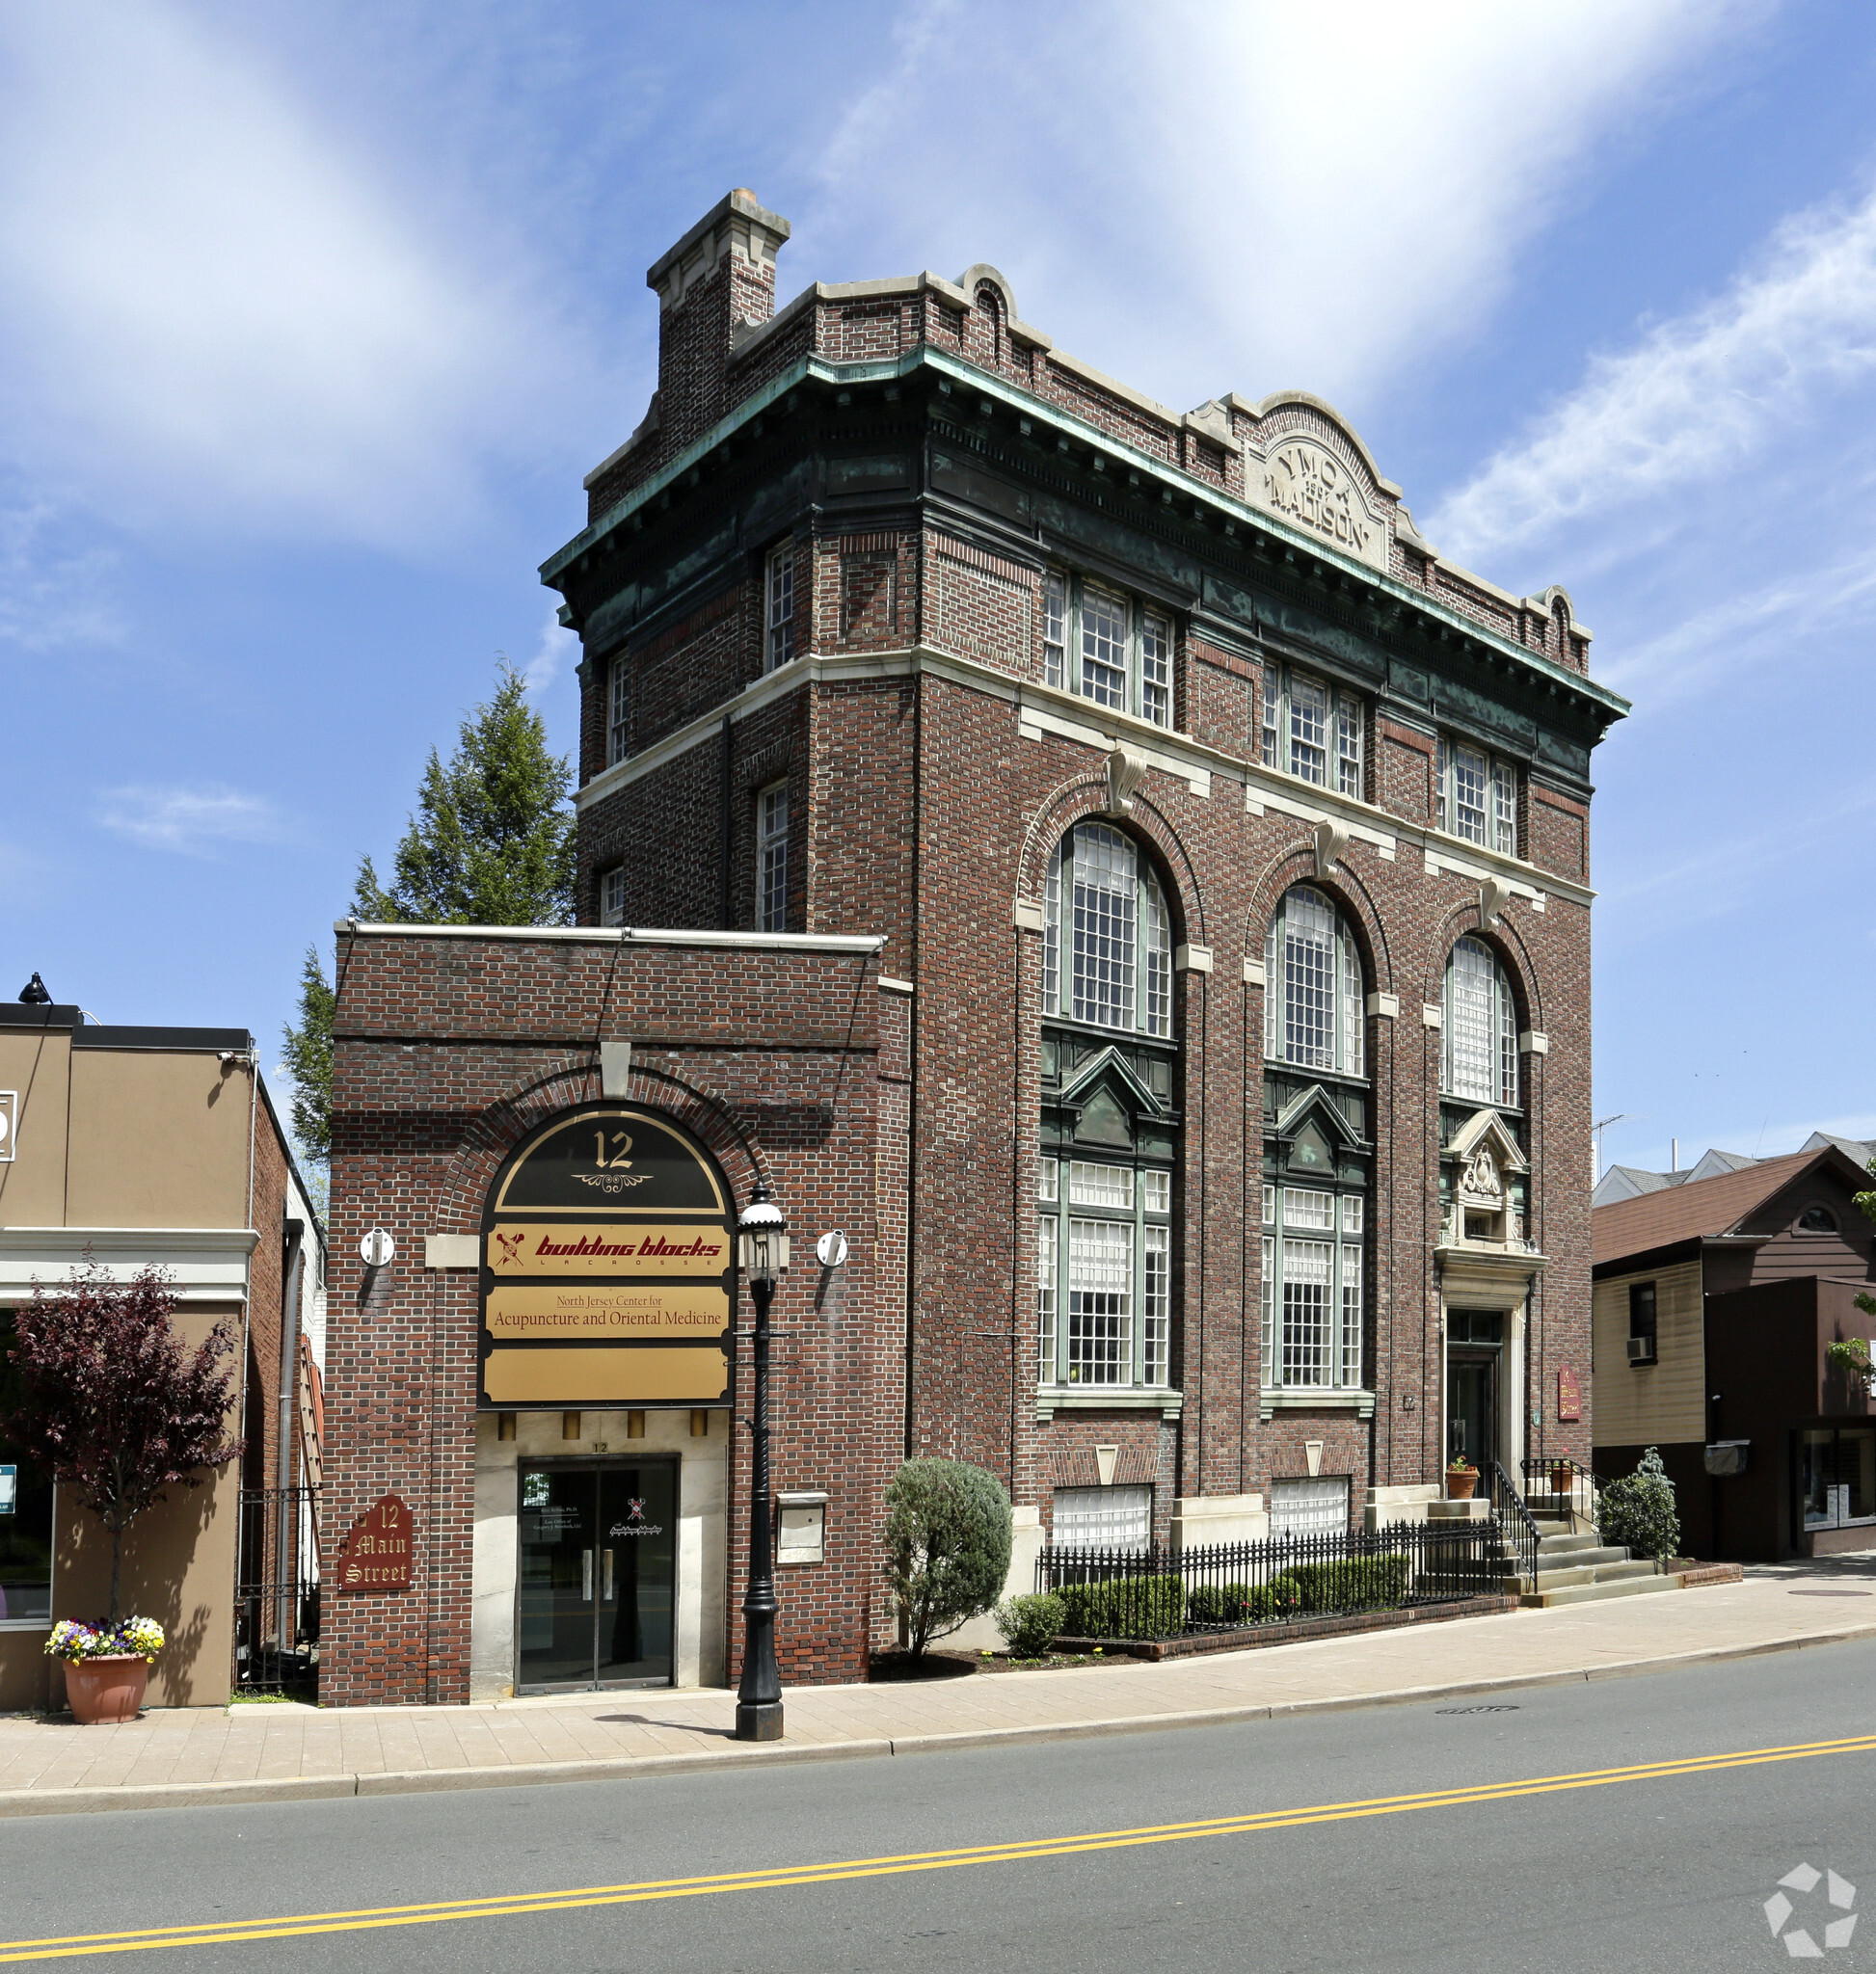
0, 0, 1872, 1182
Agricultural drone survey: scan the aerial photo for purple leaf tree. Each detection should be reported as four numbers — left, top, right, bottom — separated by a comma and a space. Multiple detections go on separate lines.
1, 1257, 244, 1622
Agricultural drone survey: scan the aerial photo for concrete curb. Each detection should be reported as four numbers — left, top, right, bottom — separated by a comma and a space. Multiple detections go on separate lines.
5, 1619, 1875, 1818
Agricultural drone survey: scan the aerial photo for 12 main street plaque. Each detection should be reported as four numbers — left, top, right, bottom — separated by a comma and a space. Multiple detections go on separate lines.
478, 1105, 735, 1408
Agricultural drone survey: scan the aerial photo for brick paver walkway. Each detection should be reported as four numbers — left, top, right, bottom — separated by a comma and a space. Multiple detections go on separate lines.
4, 1572, 1872, 1816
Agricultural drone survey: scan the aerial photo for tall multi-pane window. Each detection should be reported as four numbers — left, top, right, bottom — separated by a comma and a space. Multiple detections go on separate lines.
1041, 571, 1173, 727
1043, 574, 1068, 689
1436, 735, 1519, 855
1261, 663, 1363, 799
1043, 824, 1171, 1038
607, 655, 631, 766
1037, 1156, 1172, 1388
1139, 613, 1171, 727
1263, 886, 1365, 1077
764, 543, 795, 673
1442, 935, 1519, 1107
1261, 1184, 1365, 1391
756, 782, 789, 932
600, 867, 628, 928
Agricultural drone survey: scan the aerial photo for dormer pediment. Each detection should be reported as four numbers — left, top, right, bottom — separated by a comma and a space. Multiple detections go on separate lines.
1058, 1045, 1166, 1118
1274, 1082, 1365, 1151
1448, 1107, 1527, 1173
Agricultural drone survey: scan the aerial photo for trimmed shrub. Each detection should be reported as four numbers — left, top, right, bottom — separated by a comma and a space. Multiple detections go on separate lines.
1187, 1577, 1303, 1626
1055, 1573, 1185, 1640
994, 1592, 1066, 1658
1282, 1555, 1411, 1614
883, 1458, 1013, 1656
1597, 1447, 1680, 1561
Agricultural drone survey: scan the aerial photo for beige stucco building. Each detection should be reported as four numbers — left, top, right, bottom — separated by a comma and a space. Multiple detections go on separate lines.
0, 997, 324, 1711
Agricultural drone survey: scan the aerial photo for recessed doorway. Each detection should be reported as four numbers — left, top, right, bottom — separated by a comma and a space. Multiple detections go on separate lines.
516, 1459, 678, 1694
1446, 1310, 1505, 1474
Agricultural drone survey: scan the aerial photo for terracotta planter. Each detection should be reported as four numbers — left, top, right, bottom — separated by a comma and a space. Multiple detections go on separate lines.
1550, 1464, 1574, 1497
63, 1655, 150, 1725
1446, 1469, 1478, 1501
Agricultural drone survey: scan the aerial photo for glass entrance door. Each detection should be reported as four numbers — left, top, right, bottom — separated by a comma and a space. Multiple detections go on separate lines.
517, 1460, 678, 1693
1447, 1350, 1498, 1472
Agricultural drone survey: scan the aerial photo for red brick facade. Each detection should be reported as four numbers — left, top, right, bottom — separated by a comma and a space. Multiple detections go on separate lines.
325, 191, 1625, 1703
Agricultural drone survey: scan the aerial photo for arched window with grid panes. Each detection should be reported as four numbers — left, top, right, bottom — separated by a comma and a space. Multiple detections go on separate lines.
1437, 934, 1528, 1249
1037, 823, 1179, 1395
1260, 886, 1371, 1396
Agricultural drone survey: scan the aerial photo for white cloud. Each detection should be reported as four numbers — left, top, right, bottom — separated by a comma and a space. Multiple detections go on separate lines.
0, 482, 122, 651
1433, 181, 1876, 561
0, 2, 579, 550
523, 607, 577, 696
802, 0, 1762, 412
97, 784, 298, 854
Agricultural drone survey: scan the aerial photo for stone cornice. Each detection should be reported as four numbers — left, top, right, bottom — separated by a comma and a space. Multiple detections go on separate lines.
542, 346, 1629, 732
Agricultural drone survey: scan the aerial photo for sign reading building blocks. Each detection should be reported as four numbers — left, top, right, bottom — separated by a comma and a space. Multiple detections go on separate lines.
478, 1104, 736, 1410
336, 1494, 414, 1592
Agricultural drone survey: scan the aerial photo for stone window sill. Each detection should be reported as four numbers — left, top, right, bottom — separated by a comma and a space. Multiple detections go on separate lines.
1035, 1386, 1182, 1422
1258, 1387, 1377, 1421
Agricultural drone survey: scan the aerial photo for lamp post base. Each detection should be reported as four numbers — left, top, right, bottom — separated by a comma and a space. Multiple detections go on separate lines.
734, 1700, 785, 1742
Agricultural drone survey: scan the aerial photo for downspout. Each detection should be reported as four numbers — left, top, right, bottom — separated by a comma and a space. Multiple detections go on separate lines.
902, 546, 925, 1459
720, 712, 735, 930
275, 1221, 306, 1647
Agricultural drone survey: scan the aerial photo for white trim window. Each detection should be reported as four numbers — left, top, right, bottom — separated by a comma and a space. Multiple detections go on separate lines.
1261, 1185, 1365, 1390
1043, 824, 1172, 1038
764, 543, 796, 673
607, 654, 631, 766
1436, 735, 1518, 855
1264, 886, 1365, 1077
1261, 661, 1362, 799
1042, 571, 1173, 728
600, 867, 628, 928
1053, 1485, 1152, 1550
1038, 1157, 1174, 1388
757, 782, 789, 932
1442, 935, 1518, 1107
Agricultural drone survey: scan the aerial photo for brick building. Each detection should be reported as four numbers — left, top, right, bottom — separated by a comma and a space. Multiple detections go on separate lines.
323, 189, 1625, 1705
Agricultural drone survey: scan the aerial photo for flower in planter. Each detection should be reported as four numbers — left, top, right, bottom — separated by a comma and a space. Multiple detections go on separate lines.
1446, 1455, 1477, 1473
43, 1616, 165, 1665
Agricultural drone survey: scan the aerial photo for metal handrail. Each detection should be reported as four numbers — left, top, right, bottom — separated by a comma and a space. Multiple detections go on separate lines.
1521, 1454, 1600, 1535
1488, 1460, 1541, 1590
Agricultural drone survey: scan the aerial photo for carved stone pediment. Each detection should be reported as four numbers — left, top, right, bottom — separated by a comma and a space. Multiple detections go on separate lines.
1244, 427, 1389, 574
1448, 1107, 1527, 1175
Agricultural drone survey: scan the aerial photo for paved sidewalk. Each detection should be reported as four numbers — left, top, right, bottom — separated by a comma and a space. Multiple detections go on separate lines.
3, 1572, 1873, 1818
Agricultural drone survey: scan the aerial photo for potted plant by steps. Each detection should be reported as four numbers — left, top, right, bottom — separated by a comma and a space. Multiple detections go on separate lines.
1446, 1455, 1479, 1501
1549, 1459, 1575, 1499
0, 1255, 242, 1717
44, 1617, 166, 1724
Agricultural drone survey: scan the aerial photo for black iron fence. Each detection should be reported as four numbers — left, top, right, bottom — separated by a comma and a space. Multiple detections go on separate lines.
233, 1485, 320, 1696
1034, 1517, 1511, 1641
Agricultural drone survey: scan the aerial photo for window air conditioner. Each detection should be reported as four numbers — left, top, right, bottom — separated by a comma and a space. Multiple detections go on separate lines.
1626, 1336, 1656, 1366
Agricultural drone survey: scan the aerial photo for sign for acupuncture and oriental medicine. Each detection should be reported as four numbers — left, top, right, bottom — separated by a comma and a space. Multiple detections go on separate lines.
478, 1105, 736, 1411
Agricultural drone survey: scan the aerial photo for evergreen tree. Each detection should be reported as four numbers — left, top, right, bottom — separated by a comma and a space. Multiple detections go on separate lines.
280, 946, 335, 1162
354, 658, 575, 926
281, 661, 576, 1164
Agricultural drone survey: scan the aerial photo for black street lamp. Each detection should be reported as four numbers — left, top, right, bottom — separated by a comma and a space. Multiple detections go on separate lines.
735, 1181, 789, 1742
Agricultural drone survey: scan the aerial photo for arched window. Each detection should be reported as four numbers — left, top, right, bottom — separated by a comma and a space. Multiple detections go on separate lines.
1264, 886, 1364, 1077
1442, 936, 1518, 1107
1043, 823, 1171, 1036
1038, 822, 1179, 1397
1798, 1204, 1839, 1235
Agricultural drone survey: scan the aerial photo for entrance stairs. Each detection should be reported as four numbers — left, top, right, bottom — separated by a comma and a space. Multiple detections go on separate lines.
1512, 1516, 1675, 1610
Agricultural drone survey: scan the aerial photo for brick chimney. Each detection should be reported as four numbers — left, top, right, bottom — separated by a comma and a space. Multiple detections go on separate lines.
646, 189, 791, 457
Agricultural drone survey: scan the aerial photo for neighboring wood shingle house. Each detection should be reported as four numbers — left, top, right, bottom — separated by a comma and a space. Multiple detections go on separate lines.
1593, 1142, 1876, 1560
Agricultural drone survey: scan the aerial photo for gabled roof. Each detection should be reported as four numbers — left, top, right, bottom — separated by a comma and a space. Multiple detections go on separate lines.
1594, 1146, 1870, 1268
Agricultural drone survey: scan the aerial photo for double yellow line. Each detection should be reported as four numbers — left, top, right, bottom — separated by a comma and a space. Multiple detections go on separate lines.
7, 1729, 1876, 1962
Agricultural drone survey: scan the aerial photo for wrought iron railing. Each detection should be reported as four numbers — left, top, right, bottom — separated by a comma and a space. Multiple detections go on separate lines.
1487, 1461, 1541, 1590
233, 1485, 320, 1697
1522, 1454, 1599, 1535
1034, 1518, 1509, 1641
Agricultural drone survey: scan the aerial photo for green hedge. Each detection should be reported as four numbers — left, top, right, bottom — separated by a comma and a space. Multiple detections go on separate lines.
1281, 1555, 1411, 1613
1186, 1578, 1303, 1626
1055, 1574, 1186, 1640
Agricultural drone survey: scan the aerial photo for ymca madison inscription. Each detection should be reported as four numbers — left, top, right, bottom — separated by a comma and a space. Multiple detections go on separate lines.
478, 1104, 735, 1408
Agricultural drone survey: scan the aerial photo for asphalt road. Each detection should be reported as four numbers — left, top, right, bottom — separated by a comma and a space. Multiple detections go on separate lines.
5, 1640, 1876, 1972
